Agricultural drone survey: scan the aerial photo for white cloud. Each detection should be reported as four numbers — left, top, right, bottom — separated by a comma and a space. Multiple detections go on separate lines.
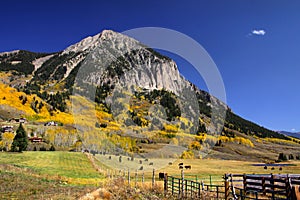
291, 128, 296, 132
251, 29, 266, 36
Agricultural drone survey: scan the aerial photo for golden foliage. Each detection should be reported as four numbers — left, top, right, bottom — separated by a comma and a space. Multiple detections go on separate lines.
180, 150, 194, 159
163, 124, 178, 133
1, 132, 15, 150
264, 137, 298, 145
188, 141, 201, 150
218, 136, 254, 147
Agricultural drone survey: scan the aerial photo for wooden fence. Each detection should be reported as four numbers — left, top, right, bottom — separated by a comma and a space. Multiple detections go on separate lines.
164, 170, 226, 199
164, 172, 300, 199
225, 173, 300, 200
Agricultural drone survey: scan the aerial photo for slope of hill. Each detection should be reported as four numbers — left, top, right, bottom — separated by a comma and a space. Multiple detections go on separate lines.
0, 29, 297, 161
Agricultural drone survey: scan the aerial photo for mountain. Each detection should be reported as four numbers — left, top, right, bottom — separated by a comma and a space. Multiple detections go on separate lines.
279, 131, 300, 139
1, 29, 298, 161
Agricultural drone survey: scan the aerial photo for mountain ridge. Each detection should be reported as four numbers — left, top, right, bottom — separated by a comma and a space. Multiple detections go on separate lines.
0, 29, 295, 161
0, 30, 288, 139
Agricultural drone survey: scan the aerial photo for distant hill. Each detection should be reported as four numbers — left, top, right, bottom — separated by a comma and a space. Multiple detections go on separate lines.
279, 131, 300, 139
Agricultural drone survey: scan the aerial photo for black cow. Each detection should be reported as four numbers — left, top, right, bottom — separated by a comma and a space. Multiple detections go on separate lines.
185, 165, 191, 170
178, 162, 183, 166
149, 162, 154, 165
179, 166, 183, 169
159, 173, 165, 180
264, 166, 267, 170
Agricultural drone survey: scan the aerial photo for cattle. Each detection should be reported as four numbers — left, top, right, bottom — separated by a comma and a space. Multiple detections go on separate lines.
271, 167, 275, 170
178, 163, 183, 166
264, 166, 267, 170
108, 156, 111, 160
149, 162, 154, 165
159, 173, 165, 180
168, 162, 173, 165
139, 160, 143, 164
179, 166, 183, 169
185, 165, 191, 170
279, 167, 283, 171
144, 158, 148, 162
139, 166, 144, 170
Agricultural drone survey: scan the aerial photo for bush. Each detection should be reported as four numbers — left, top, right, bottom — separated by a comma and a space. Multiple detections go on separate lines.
180, 150, 194, 159
49, 145, 56, 151
278, 153, 288, 161
39, 147, 47, 151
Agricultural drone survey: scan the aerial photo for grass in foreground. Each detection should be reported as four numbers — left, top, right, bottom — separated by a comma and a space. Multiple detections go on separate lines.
0, 164, 97, 200
0, 151, 104, 185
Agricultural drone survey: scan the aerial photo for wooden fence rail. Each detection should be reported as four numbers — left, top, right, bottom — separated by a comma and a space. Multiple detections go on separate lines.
164, 173, 300, 200
225, 173, 300, 200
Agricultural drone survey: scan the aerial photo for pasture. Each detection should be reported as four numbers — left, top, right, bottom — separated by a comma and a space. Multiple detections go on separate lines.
0, 151, 104, 185
1, 151, 300, 199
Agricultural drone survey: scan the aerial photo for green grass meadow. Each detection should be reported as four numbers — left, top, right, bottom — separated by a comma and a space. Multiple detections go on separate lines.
1, 151, 300, 199
0, 151, 104, 184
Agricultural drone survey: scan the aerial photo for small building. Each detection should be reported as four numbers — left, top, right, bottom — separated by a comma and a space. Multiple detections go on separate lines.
1, 125, 14, 133
19, 118, 27, 123
44, 121, 58, 126
28, 137, 43, 143
9, 118, 27, 123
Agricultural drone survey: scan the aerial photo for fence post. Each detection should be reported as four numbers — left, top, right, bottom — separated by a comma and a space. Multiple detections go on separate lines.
224, 174, 230, 200
230, 174, 237, 200
210, 175, 212, 188
152, 168, 155, 189
164, 173, 168, 196
255, 191, 258, 200
185, 179, 188, 198
191, 180, 193, 199
262, 177, 266, 195
128, 169, 130, 185
198, 182, 201, 197
135, 170, 137, 188
142, 171, 144, 185
181, 169, 185, 199
240, 188, 244, 200
216, 185, 219, 199
271, 174, 275, 199
172, 177, 174, 196
243, 174, 247, 198
179, 177, 181, 196
286, 174, 292, 199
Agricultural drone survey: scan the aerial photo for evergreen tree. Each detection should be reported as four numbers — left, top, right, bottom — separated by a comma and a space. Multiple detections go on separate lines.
11, 123, 28, 152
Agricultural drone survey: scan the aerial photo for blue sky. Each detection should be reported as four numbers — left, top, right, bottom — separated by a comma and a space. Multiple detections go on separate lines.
1, 0, 299, 132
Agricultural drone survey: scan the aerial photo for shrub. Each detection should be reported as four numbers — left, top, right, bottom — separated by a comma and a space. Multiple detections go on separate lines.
180, 150, 194, 159
39, 146, 47, 151
278, 153, 288, 161
49, 145, 56, 151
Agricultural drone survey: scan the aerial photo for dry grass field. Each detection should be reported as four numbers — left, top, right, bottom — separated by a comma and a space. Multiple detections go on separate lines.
1, 151, 300, 199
